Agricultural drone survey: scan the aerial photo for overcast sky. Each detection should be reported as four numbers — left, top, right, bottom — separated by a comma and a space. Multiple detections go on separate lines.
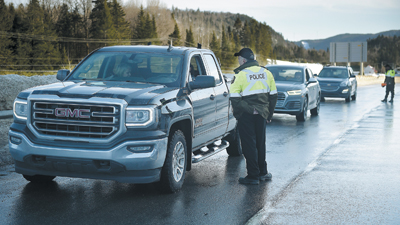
8, 0, 400, 41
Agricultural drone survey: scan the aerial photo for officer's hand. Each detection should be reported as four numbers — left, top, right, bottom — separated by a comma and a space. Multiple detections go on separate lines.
267, 120, 272, 123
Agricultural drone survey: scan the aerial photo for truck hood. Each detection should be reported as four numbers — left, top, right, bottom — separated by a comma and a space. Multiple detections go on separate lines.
23, 81, 179, 105
276, 82, 305, 92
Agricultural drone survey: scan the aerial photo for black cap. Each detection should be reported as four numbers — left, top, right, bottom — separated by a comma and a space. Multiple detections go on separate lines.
234, 48, 255, 60
385, 64, 392, 69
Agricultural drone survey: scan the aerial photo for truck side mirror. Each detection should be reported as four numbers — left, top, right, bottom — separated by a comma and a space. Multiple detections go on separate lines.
57, 69, 70, 81
189, 75, 216, 90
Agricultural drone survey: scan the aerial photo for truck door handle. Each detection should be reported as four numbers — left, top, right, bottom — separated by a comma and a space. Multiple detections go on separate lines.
223, 92, 228, 97
210, 94, 215, 100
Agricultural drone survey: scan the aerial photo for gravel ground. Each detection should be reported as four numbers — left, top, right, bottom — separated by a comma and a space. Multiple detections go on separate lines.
0, 118, 13, 167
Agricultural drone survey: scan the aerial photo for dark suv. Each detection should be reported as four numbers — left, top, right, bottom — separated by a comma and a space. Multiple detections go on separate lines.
316, 66, 357, 102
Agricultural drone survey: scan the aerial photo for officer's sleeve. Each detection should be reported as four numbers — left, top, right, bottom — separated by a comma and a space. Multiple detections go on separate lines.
229, 73, 253, 118
267, 93, 278, 121
266, 70, 278, 121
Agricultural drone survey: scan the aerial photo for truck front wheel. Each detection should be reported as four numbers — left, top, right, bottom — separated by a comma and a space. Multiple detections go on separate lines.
159, 130, 187, 193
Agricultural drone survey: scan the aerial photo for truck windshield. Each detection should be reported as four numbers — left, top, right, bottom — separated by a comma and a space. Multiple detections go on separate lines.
67, 51, 183, 87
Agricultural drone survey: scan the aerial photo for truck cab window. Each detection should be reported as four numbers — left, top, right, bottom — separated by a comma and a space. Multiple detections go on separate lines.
189, 55, 205, 81
204, 54, 222, 84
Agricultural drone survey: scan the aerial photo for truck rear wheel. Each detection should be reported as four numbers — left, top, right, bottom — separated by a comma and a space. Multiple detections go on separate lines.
159, 130, 187, 193
224, 128, 242, 156
23, 174, 56, 183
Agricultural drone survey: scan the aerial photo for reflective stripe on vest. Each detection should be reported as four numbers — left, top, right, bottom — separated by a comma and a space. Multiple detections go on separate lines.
386, 70, 395, 78
240, 68, 277, 96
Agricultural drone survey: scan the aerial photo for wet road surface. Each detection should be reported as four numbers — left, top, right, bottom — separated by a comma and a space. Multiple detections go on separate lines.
0, 84, 399, 225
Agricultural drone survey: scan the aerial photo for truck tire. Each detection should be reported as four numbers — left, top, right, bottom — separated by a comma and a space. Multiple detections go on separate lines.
23, 174, 56, 183
159, 130, 187, 193
224, 127, 242, 156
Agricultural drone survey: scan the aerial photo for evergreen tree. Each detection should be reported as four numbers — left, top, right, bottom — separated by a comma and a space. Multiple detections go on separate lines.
90, 0, 116, 46
133, 5, 146, 40
241, 21, 251, 48
10, 3, 29, 69
56, 4, 73, 38
221, 26, 234, 67
209, 31, 220, 59
22, 0, 60, 70
0, 0, 14, 70
234, 17, 242, 32
255, 23, 272, 65
110, 0, 130, 41
133, 6, 158, 44
185, 26, 195, 47
144, 13, 152, 38
150, 15, 158, 39
169, 22, 181, 46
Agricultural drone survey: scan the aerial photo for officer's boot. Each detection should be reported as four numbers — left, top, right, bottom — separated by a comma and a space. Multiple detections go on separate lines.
389, 95, 394, 103
382, 93, 388, 102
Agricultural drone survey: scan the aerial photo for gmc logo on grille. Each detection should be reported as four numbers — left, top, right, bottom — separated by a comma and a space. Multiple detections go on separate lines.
55, 108, 90, 118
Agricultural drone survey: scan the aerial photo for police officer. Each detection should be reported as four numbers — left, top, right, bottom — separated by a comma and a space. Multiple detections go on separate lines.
382, 64, 396, 103
229, 48, 277, 185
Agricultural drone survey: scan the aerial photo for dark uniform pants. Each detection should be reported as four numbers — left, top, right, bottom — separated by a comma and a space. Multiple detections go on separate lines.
237, 112, 268, 179
385, 84, 395, 100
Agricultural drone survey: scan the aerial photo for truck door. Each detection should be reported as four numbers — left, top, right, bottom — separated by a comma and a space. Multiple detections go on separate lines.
203, 54, 229, 137
188, 54, 217, 148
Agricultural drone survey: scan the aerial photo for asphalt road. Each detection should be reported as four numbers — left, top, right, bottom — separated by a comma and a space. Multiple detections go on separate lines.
1, 84, 399, 225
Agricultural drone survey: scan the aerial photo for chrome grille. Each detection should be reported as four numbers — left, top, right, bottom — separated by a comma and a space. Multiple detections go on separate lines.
276, 92, 286, 108
321, 86, 340, 92
31, 102, 120, 139
320, 83, 340, 92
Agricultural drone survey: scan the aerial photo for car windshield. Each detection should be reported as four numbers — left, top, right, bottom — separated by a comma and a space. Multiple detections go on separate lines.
318, 68, 348, 78
267, 67, 304, 83
67, 51, 183, 87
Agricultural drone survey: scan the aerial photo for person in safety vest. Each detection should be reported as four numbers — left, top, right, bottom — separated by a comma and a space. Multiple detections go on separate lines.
229, 48, 278, 185
382, 64, 396, 103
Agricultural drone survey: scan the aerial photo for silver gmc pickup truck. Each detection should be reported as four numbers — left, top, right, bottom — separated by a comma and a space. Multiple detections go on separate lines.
9, 45, 241, 193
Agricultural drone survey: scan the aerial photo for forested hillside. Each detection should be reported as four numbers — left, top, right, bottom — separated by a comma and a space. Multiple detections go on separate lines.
296, 30, 400, 51
367, 35, 400, 72
1, 0, 332, 74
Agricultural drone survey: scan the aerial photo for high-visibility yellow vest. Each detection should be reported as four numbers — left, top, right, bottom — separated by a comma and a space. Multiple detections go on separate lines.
230, 66, 277, 98
386, 70, 395, 78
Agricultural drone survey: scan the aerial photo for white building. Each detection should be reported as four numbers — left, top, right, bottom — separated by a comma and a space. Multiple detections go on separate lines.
364, 65, 377, 75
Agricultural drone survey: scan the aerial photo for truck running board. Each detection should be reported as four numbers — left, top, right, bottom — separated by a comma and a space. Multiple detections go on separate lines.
192, 140, 230, 163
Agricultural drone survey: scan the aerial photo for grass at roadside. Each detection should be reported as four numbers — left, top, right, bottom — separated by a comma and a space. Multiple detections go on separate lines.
0, 71, 57, 76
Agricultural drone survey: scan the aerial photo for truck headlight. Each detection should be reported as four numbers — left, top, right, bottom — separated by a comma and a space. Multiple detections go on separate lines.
14, 100, 28, 120
125, 107, 155, 127
287, 90, 302, 95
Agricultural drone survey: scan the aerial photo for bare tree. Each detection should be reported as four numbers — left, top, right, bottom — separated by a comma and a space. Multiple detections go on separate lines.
78, 0, 92, 53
